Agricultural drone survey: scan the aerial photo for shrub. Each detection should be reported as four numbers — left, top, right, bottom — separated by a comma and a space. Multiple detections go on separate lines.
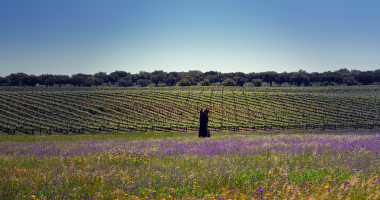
118, 78, 133, 87
85, 76, 100, 87
189, 79, 197, 86
179, 79, 191, 86
290, 72, 310, 87
137, 79, 152, 87
343, 77, 358, 86
201, 79, 210, 86
222, 78, 236, 86
234, 77, 246, 86
252, 78, 263, 87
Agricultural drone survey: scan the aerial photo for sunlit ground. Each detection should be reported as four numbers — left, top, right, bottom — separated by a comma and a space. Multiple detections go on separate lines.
1, 130, 380, 199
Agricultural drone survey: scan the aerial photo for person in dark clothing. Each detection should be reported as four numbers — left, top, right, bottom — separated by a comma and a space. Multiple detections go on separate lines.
199, 108, 210, 138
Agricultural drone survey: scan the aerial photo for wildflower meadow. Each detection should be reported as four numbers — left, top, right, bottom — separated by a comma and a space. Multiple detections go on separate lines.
1, 130, 380, 199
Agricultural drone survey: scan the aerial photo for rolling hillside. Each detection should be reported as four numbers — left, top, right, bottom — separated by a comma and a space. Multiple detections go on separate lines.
1, 86, 380, 134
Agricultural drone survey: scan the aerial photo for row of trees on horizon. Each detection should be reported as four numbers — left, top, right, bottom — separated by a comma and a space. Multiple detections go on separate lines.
0, 68, 379, 87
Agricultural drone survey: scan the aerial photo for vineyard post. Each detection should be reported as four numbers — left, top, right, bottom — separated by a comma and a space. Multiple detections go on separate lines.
198, 89, 203, 110
233, 90, 238, 131
261, 96, 264, 130
209, 90, 213, 131
244, 88, 253, 131
377, 94, 380, 128
37, 121, 42, 135
323, 117, 325, 130
356, 119, 358, 130
221, 90, 224, 131
196, 89, 204, 130
185, 88, 192, 132
210, 90, 213, 107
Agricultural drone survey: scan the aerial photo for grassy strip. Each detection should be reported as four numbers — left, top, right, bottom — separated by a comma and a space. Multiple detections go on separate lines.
1, 131, 380, 199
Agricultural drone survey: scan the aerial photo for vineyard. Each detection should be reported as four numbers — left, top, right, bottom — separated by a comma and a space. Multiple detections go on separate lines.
1, 85, 380, 135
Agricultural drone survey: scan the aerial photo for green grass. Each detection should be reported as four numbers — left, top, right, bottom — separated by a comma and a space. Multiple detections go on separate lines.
2, 130, 380, 199
0, 131, 182, 143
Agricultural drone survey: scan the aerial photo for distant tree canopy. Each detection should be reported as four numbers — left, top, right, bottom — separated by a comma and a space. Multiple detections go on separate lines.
43, 76, 57, 87
343, 77, 357, 86
137, 79, 152, 87
56, 75, 70, 87
233, 76, 246, 86
3, 68, 380, 88
357, 72, 374, 85
276, 72, 290, 86
290, 71, 310, 87
200, 79, 210, 86
0, 76, 9, 86
108, 72, 120, 85
24, 75, 41, 86
113, 70, 129, 78
118, 78, 133, 87
165, 75, 177, 86
222, 78, 236, 86
262, 71, 277, 86
6, 73, 27, 86
94, 72, 108, 85
71, 74, 89, 87
179, 78, 191, 86
252, 78, 263, 87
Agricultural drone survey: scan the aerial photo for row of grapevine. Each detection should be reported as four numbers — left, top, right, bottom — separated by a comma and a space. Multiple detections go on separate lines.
1, 88, 379, 134
2, 85, 380, 94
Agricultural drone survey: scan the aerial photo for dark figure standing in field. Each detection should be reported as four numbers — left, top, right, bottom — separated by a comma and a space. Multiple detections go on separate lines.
199, 109, 210, 138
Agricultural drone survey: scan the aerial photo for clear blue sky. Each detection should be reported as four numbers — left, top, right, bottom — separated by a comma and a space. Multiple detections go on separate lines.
1, 0, 380, 76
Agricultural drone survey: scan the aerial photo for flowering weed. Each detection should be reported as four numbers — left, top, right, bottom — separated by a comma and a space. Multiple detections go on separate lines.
1, 130, 380, 199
